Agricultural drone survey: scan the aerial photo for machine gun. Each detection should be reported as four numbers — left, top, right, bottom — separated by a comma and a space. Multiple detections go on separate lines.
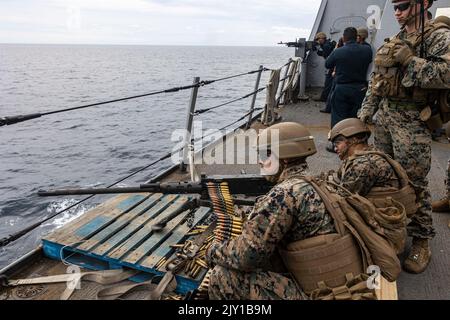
278, 38, 317, 60
38, 174, 274, 231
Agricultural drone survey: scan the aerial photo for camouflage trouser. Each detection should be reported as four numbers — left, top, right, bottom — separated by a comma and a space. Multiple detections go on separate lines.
208, 265, 306, 300
374, 103, 435, 239
447, 158, 450, 196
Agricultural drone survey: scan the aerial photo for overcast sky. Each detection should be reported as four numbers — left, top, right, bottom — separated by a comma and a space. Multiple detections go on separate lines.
0, 0, 322, 46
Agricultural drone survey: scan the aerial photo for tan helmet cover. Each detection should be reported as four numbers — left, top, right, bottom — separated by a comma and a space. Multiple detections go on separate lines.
435, 15, 450, 26
315, 32, 327, 41
357, 27, 369, 39
258, 122, 317, 159
329, 118, 371, 142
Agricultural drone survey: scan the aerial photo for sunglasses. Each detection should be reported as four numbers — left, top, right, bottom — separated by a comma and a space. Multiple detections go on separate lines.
393, 2, 411, 12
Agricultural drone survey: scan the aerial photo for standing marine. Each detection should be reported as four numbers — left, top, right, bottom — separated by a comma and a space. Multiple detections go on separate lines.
314, 32, 337, 103
358, 0, 450, 274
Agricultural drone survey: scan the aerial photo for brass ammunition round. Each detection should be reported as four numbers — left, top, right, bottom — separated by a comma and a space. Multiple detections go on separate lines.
195, 258, 209, 269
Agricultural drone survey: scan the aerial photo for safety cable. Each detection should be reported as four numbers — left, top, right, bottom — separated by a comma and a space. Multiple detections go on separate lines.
201, 68, 269, 86
0, 151, 173, 248
193, 87, 266, 116
0, 106, 263, 248
0, 67, 269, 128
218, 107, 263, 131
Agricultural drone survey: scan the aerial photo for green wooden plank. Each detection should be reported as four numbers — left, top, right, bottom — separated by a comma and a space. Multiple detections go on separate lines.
76, 194, 162, 252
44, 193, 147, 246
140, 206, 211, 269
93, 194, 179, 256
107, 196, 189, 260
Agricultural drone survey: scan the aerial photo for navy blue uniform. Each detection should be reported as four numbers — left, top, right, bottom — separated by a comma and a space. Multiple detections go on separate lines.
317, 39, 336, 101
325, 40, 372, 127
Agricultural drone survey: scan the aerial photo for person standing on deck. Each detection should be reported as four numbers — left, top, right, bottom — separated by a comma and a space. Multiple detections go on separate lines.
432, 122, 450, 213
358, 0, 450, 273
313, 32, 336, 106
325, 27, 372, 152
357, 28, 371, 48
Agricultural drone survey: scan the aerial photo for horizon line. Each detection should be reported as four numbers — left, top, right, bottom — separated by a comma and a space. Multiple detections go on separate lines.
0, 42, 286, 48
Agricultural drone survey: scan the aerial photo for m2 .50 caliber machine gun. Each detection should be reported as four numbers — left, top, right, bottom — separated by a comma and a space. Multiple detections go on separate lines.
278, 38, 317, 60
38, 174, 274, 231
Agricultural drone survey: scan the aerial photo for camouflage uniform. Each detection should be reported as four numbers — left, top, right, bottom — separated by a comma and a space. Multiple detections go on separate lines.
206, 163, 335, 300
331, 146, 400, 196
359, 22, 450, 239
447, 158, 450, 197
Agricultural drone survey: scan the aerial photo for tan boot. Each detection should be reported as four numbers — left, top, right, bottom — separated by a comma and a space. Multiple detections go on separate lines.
432, 197, 450, 212
403, 238, 431, 274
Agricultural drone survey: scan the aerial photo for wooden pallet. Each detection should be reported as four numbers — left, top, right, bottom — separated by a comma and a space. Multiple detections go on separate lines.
42, 193, 211, 295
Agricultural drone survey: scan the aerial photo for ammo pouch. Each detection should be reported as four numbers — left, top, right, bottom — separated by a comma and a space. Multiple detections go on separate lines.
353, 150, 417, 218
373, 20, 450, 110
304, 178, 402, 281
374, 40, 400, 68
278, 233, 364, 295
279, 177, 403, 298
310, 273, 376, 300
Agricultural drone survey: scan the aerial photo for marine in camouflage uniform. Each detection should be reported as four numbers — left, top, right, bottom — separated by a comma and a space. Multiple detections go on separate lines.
206, 123, 335, 300
447, 158, 450, 199
432, 122, 450, 212
334, 147, 399, 195
327, 119, 400, 196
358, 0, 450, 273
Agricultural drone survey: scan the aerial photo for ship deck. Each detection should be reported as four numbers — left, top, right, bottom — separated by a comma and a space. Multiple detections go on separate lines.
1, 90, 449, 300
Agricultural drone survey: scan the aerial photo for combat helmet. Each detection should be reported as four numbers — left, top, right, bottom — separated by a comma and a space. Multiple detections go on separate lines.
258, 122, 317, 159
329, 118, 371, 142
435, 15, 450, 26
357, 27, 369, 39
315, 32, 327, 41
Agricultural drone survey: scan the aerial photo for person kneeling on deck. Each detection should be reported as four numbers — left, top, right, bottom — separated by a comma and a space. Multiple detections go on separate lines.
328, 118, 416, 216
327, 118, 414, 254
205, 122, 381, 300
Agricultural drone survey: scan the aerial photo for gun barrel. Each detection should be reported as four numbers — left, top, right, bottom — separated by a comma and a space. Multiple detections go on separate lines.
38, 187, 148, 196
38, 181, 205, 197
38, 175, 273, 197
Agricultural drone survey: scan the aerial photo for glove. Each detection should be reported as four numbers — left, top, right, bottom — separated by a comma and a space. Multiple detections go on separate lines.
393, 43, 415, 67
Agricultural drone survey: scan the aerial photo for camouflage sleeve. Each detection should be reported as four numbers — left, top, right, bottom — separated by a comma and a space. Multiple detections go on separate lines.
447, 158, 450, 194
338, 156, 379, 196
206, 186, 296, 272
402, 28, 450, 89
358, 79, 382, 122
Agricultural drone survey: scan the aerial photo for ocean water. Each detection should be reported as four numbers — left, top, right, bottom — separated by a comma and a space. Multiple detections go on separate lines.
0, 44, 293, 268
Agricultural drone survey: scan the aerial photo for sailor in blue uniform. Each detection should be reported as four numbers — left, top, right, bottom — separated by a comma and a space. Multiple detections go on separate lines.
325, 27, 373, 129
